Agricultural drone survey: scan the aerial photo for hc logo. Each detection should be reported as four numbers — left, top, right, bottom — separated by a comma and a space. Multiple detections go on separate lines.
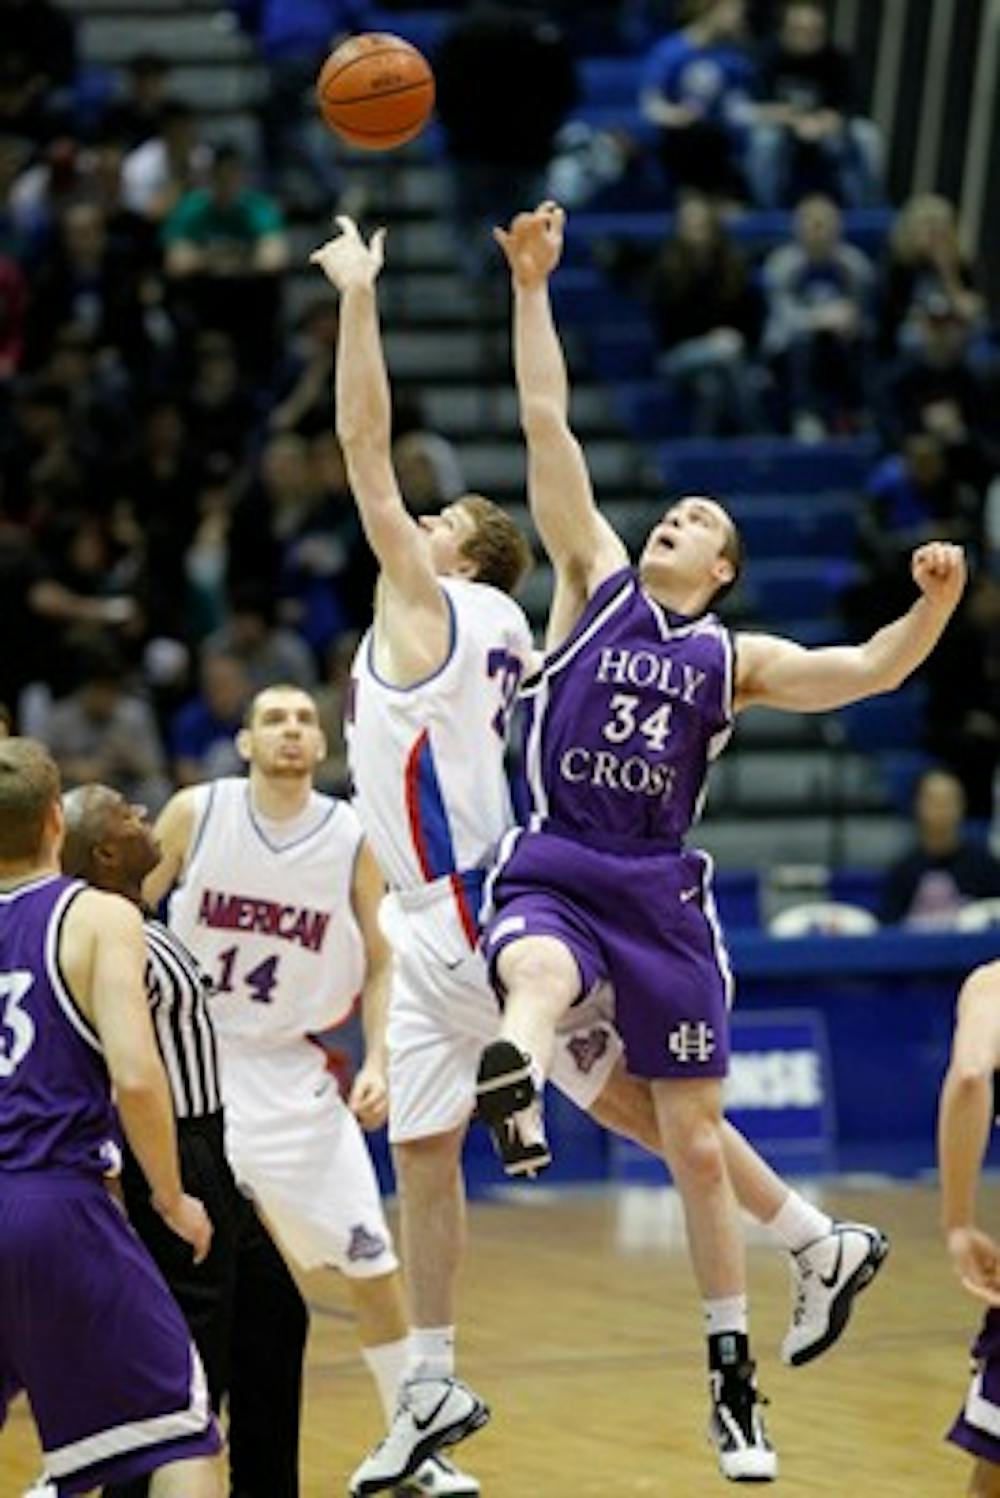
667, 1021, 716, 1064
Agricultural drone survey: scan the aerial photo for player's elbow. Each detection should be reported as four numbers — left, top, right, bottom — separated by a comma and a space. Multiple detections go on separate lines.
111, 1054, 167, 1102
520, 395, 566, 440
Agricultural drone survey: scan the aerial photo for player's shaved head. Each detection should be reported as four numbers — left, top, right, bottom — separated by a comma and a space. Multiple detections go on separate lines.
0, 738, 61, 862
61, 784, 120, 881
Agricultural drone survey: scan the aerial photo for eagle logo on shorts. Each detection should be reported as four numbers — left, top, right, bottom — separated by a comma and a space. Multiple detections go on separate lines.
567, 1027, 611, 1074
347, 1224, 388, 1262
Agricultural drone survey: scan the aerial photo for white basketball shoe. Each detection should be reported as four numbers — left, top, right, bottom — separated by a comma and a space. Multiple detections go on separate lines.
348, 1376, 489, 1497
782, 1221, 890, 1366
393, 1451, 480, 1494
708, 1359, 778, 1482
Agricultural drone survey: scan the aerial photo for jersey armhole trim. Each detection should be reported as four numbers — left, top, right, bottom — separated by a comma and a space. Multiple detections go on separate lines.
365, 589, 458, 694
46, 882, 102, 1052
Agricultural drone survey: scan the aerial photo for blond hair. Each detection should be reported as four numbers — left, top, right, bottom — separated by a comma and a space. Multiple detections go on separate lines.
0, 738, 61, 861
457, 495, 534, 596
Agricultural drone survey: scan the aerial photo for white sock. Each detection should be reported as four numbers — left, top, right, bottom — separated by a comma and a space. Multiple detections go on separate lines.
362, 1336, 411, 1423
704, 1294, 748, 1337
408, 1325, 456, 1381
766, 1191, 834, 1253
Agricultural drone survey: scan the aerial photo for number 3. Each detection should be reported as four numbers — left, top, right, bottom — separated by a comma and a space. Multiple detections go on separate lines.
0, 971, 36, 1077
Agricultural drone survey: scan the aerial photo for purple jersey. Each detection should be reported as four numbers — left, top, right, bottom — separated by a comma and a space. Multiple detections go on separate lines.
518, 568, 734, 847
0, 874, 120, 1177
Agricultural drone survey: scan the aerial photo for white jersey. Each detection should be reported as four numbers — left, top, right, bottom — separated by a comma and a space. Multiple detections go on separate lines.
167, 777, 365, 1046
347, 577, 533, 944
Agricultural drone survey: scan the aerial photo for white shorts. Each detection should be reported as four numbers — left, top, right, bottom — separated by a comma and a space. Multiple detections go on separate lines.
219, 1038, 398, 1278
381, 889, 623, 1144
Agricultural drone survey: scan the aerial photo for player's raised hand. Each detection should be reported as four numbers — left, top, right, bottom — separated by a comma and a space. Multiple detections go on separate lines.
309, 216, 387, 291
349, 1061, 389, 1131
494, 200, 566, 288
154, 1191, 214, 1265
912, 541, 966, 614
948, 1225, 1000, 1306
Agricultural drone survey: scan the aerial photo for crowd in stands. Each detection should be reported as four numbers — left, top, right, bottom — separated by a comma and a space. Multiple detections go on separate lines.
0, 0, 998, 914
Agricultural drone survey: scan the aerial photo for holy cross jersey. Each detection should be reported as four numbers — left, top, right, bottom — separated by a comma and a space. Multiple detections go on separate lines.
347, 577, 533, 943
517, 567, 734, 847
167, 779, 365, 1046
0, 874, 121, 1176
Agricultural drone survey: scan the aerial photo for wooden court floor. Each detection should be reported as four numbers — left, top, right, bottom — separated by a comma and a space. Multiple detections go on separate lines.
2, 1179, 992, 1497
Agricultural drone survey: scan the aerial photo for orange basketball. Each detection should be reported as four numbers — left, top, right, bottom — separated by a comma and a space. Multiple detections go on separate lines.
316, 33, 435, 151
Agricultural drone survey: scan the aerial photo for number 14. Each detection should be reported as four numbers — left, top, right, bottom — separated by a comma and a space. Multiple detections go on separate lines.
214, 948, 281, 1005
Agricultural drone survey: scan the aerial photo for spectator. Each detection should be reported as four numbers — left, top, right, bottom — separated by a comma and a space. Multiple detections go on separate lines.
170, 649, 252, 784
922, 575, 1000, 821
46, 643, 171, 808
99, 53, 172, 148
0, 0, 77, 144
314, 628, 361, 794
879, 194, 987, 359
202, 583, 317, 691
762, 193, 874, 438
163, 144, 289, 374
267, 295, 339, 435
863, 434, 982, 567
639, 0, 757, 202
184, 458, 241, 641
393, 429, 466, 511
748, 0, 882, 208
26, 199, 160, 378
0, 699, 11, 735
645, 190, 761, 435
232, 0, 372, 214
0, 252, 26, 378
122, 102, 212, 222
846, 433, 985, 643
880, 769, 1000, 927
434, 2, 578, 278
877, 293, 998, 451
183, 328, 258, 468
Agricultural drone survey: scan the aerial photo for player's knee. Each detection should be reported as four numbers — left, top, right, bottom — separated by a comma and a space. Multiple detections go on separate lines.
668, 1119, 727, 1191
496, 935, 579, 1008
393, 1130, 464, 1193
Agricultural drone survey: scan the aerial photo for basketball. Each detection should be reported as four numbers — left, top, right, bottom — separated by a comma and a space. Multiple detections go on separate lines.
316, 33, 435, 151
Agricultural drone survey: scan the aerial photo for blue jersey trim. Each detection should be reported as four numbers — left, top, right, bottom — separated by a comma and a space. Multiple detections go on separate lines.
365, 590, 458, 694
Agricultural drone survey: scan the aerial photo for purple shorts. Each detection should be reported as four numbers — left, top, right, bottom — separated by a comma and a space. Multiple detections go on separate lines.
483, 829, 733, 1080
0, 1173, 221, 1496
949, 1308, 1000, 1466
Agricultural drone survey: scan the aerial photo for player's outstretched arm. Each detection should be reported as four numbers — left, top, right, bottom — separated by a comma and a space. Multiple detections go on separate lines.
939, 962, 1000, 1304
496, 203, 627, 611
348, 839, 391, 1132
735, 542, 966, 713
143, 787, 197, 910
310, 218, 444, 620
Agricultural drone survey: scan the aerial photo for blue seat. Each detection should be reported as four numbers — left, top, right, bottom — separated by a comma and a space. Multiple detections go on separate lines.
578, 57, 643, 108
746, 558, 858, 621
839, 684, 928, 752
657, 437, 879, 496
729, 497, 859, 559
372, 8, 449, 55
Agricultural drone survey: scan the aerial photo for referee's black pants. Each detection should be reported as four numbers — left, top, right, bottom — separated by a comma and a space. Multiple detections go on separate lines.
103, 1110, 308, 1498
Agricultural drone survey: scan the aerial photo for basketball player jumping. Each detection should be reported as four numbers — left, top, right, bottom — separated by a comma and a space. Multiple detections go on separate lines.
939, 960, 1000, 1495
145, 686, 476, 1497
0, 739, 220, 1498
309, 216, 893, 1496
471, 199, 965, 1482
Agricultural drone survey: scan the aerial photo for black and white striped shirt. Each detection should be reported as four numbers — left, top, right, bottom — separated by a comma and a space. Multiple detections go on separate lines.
144, 918, 222, 1120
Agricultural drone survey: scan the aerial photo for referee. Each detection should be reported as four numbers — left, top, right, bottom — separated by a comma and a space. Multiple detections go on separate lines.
61, 785, 308, 1498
